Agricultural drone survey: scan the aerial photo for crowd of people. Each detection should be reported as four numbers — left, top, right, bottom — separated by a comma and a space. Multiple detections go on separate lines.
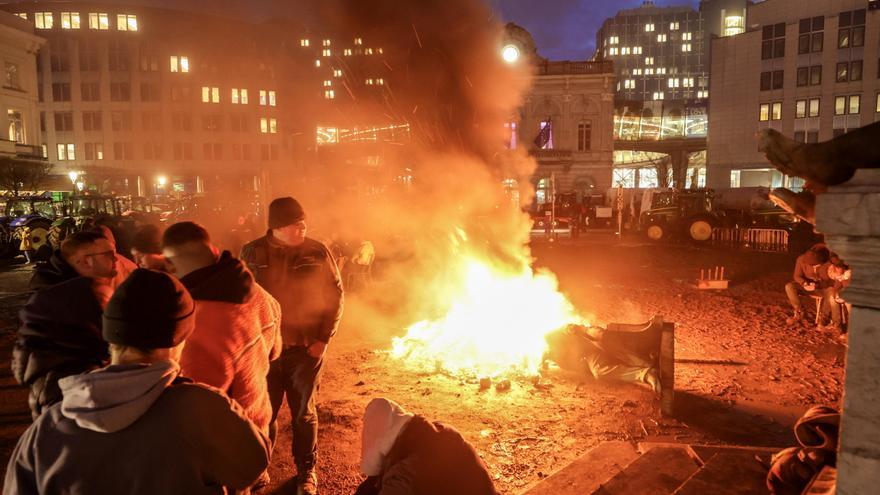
784, 242, 852, 336
4, 196, 500, 495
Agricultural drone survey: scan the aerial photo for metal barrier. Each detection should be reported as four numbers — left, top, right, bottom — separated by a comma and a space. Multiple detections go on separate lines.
710, 227, 790, 253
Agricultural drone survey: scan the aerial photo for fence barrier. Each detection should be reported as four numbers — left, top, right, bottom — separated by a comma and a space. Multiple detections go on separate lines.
710, 227, 789, 253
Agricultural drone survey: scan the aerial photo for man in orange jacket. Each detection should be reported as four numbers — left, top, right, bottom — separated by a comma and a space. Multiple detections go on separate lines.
161, 221, 282, 436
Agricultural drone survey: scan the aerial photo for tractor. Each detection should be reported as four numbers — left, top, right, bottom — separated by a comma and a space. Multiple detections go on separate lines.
1, 196, 62, 257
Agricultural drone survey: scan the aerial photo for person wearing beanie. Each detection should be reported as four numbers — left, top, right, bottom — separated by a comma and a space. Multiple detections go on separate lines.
784, 243, 832, 325
354, 398, 499, 495
162, 221, 281, 488
4, 269, 271, 495
241, 196, 343, 495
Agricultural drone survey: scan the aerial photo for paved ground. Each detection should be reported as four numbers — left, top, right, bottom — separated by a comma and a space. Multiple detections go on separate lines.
0, 237, 846, 494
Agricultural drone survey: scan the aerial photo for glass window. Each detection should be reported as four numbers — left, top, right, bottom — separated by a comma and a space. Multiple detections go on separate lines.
60, 12, 80, 29
35, 12, 53, 29
5, 62, 20, 89
835, 96, 846, 115
170, 56, 189, 73
849, 94, 860, 114
836, 62, 848, 82
117, 14, 138, 31
809, 98, 820, 117
771, 102, 782, 120
577, 121, 591, 151
89, 13, 109, 30
759, 103, 770, 121
796, 67, 808, 87
851, 60, 863, 81
795, 100, 807, 119
810, 65, 822, 85
7, 110, 24, 143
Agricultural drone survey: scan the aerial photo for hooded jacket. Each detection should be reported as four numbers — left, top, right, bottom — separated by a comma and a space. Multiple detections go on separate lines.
241, 234, 343, 347
179, 251, 282, 432
28, 250, 78, 290
356, 398, 499, 495
3, 360, 270, 495
13, 276, 108, 418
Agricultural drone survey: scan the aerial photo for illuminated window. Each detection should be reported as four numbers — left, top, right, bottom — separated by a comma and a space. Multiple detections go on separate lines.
324, 90, 335, 99
682, 32, 692, 41
633, 68, 643, 75
759, 104, 770, 121
796, 99, 807, 118
645, 23, 655, 32
57, 143, 76, 161
35, 12, 53, 29
231, 88, 248, 104
624, 79, 635, 89
260, 118, 278, 134
621, 47, 631, 55
333, 69, 343, 77
377, 48, 384, 54
772, 102, 782, 120
670, 22, 679, 30
645, 57, 654, 65
657, 34, 667, 42
89, 13, 109, 30
300, 39, 310, 47
668, 78, 680, 88
344, 49, 352, 56
258, 90, 276, 106
201, 86, 220, 103
645, 68, 654, 75
365, 78, 373, 85
15, 13, 26, 20
682, 77, 694, 87
170, 56, 189, 73
117, 14, 138, 31
697, 90, 708, 98
354, 37, 363, 45
322, 49, 331, 57
323, 80, 332, 87
608, 36, 619, 45
323, 39, 331, 47
682, 43, 692, 52
609, 47, 618, 55
634, 46, 643, 54
315, 59, 321, 67
538, 121, 553, 149
724, 16, 745, 36
366, 48, 374, 55
657, 67, 667, 75
61, 12, 81, 29
653, 92, 665, 100
809, 98, 820, 117
377, 78, 384, 85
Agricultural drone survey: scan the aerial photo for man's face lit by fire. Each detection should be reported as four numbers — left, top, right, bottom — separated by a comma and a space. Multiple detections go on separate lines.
73, 238, 118, 279
274, 220, 307, 247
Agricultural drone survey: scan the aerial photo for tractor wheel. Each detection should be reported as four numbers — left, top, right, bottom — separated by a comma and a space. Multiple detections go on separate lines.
686, 215, 715, 243
645, 222, 666, 242
26, 220, 52, 252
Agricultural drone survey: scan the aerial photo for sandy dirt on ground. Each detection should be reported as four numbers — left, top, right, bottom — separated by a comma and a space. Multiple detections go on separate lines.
0, 239, 846, 495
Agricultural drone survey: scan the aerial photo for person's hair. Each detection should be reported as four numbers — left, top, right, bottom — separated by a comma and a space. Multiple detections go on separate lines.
60, 231, 107, 261
810, 245, 831, 264
162, 221, 211, 248
131, 224, 163, 254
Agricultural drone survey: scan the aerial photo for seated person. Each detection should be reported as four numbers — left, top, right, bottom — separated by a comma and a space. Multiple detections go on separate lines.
822, 254, 852, 332
354, 398, 499, 495
544, 324, 660, 393
784, 243, 831, 325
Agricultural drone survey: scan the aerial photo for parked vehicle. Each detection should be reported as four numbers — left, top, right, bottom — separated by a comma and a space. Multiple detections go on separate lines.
1, 196, 63, 257
49, 194, 122, 247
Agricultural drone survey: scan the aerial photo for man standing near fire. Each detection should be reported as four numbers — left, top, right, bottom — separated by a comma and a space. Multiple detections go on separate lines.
241, 197, 344, 495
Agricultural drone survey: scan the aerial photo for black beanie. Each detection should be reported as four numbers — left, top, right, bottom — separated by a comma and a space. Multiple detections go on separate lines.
268, 197, 305, 229
103, 269, 195, 349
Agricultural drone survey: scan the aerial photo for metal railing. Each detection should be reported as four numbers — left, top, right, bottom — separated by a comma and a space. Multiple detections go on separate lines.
710, 227, 790, 253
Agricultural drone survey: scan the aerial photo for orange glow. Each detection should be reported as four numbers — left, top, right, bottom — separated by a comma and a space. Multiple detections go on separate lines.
391, 254, 586, 378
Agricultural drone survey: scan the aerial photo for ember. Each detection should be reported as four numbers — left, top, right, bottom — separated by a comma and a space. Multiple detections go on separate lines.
390, 258, 587, 378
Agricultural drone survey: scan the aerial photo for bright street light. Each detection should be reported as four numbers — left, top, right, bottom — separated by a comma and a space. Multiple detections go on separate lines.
501, 44, 520, 63
67, 170, 79, 184
157, 175, 168, 187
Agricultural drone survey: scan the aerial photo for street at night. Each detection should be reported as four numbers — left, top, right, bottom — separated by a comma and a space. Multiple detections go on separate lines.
1, 0, 879, 494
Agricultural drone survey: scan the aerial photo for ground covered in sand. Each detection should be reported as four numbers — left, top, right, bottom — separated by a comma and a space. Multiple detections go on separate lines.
0, 236, 846, 494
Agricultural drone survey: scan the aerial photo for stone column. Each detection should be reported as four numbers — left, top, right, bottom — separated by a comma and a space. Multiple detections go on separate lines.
815, 169, 880, 494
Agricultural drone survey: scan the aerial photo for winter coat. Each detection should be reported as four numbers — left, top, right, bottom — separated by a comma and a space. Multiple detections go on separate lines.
13, 276, 108, 418
3, 360, 270, 495
355, 415, 499, 495
241, 233, 343, 347
28, 250, 78, 290
179, 251, 282, 433
792, 253, 833, 289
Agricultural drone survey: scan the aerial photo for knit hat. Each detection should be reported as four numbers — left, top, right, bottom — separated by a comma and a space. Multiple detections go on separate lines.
360, 398, 414, 476
131, 224, 162, 255
268, 197, 305, 229
103, 269, 195, 349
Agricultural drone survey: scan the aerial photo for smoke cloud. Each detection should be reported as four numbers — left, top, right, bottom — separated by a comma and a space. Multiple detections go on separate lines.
270, 0, 539, 337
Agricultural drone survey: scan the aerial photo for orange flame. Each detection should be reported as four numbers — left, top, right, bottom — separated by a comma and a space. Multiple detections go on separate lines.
391, 257, 586, 378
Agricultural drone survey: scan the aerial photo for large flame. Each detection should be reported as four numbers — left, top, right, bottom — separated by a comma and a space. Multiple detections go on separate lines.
391, 256, 586, 378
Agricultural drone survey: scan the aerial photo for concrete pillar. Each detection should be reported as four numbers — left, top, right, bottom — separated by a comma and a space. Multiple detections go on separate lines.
815, 169, 880, 494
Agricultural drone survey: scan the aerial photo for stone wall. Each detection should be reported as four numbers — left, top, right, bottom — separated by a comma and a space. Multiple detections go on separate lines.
815, 169, 880, 494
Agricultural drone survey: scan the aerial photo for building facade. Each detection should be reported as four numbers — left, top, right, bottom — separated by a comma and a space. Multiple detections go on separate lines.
503, 24, 615, 199
0, 12, 44, 163
0, 2, 294, 197
707, 0, 880, 189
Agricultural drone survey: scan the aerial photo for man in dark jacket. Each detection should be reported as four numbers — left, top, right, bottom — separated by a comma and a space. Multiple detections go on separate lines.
241, 197, 343, 495
13, 231, 119, 418
355, 398, 499, 495
3, 269, 270, 494
784, 243, 831, 324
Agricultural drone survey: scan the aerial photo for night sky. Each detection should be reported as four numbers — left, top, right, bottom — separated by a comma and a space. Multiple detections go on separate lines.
490, 0, 701, 61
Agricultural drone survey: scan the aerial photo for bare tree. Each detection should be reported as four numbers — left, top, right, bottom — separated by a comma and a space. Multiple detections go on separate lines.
0, 157, 53, 196
647, 154, 672, 188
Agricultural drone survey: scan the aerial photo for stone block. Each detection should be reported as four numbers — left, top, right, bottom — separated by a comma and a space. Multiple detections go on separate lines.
595, 446, 699, 495
674, 453, 769, 495
521, 441, 638, 495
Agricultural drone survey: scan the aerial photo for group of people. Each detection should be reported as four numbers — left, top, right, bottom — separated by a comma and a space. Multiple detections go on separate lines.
784, 242, 852, 334
4, 196, 499, 495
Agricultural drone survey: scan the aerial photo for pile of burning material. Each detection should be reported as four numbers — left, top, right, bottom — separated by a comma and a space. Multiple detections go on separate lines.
388, 257, 675, 414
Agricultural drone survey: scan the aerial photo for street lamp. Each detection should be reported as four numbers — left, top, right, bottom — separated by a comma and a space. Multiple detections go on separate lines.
501, 44, 520, 64
67, 170, 80, 194
157, 175, 168, 187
